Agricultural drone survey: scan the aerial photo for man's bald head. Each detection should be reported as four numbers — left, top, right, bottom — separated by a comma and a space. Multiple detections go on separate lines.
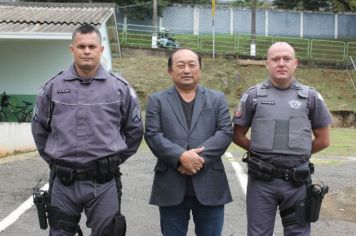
267, 42, 296, 59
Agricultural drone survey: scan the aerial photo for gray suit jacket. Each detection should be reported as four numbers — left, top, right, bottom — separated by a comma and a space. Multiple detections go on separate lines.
145, 85, 233, 206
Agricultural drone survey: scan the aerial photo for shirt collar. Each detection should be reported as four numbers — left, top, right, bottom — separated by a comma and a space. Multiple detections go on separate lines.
265, 78, 299, 89
63, 63, 107, 81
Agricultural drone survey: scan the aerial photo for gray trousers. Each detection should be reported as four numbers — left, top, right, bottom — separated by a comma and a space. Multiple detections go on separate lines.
246, 176, 310, 236
49, 178, 119, 236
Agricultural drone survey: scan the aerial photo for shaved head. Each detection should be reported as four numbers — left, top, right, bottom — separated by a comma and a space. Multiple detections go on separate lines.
265, 42, 298, 88
267, 42, 296, 59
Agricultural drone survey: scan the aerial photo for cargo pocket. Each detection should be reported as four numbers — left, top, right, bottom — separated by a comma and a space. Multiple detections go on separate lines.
251, 119, 275, 151
289, 118, 312, 150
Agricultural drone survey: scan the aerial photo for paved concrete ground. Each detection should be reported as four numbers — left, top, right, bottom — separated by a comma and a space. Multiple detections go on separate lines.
0, 148, 247, 236
0, 148, 355, 235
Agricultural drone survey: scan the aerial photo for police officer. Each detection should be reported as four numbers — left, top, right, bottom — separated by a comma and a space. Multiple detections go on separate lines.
233, 42, 332, 236
31, 23, 143, 235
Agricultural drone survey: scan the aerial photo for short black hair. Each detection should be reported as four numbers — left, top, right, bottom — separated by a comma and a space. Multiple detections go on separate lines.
168, 48, 202, 70
72, 23, 102, 43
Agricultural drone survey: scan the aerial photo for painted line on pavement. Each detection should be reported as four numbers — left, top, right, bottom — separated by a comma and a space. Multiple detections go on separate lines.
0, 183, 48, 232
226, 151, 277, 236
225, 152, 247, 196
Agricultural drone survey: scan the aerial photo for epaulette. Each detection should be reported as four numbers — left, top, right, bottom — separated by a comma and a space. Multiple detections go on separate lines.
293, 81, 309, 99
110, 71, 129, 86
248, 85, 257, 91
52, 71, 63, 79
256, 81, 270, 97
36, 71, 63, 96
42, 71, 64, 86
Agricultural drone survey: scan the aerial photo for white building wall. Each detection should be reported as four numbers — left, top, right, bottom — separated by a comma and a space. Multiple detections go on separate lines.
0, 123, 35, 157
0, 39, 72, 95
0, 33, 113, 96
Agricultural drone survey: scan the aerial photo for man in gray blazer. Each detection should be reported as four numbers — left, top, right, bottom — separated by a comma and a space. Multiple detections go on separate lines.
145, 48, 233, 236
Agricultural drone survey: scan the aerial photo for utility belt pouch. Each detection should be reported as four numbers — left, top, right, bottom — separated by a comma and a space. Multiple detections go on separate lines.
291, 162, 311, 186
55, 165, 75, 186
97, 155, 117, 184
308, 184, 329, 222
244, 154, 275, 181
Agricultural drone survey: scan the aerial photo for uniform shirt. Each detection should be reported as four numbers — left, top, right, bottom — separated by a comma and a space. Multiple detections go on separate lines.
31, 63, 143, 169
233, 79, 333, 167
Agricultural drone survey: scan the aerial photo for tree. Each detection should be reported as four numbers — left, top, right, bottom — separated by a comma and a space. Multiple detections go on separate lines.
117, 0, 168, 21
330, 0, 356, 11
21, 0, 115, 2
273, 0, 356, 11
273, 0, 299, 9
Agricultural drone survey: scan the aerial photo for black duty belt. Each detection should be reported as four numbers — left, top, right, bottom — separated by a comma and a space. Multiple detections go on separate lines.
73, 169, 99, 181
52, 154, 120, 185
242, 151, 312, 184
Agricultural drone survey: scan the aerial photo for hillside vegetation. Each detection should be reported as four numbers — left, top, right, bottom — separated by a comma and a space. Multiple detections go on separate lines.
113, 54, 356, 112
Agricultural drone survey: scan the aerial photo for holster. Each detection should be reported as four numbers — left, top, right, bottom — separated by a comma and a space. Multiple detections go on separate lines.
114, 167, 126, 236
103, 167, 126, 236
243, 153, 275, 181
32, 187, 49, 229
281, 183, 329, 226
307, 183, 329, 222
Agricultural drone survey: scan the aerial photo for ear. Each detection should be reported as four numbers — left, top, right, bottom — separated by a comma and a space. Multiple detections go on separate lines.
69, 44, 74, 55
265, 60, 269, 70
100, 46, 104, 53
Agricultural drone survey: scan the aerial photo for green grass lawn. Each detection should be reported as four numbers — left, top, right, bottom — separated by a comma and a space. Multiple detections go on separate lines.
314, 128, 356, 157
114, 53, 356, 112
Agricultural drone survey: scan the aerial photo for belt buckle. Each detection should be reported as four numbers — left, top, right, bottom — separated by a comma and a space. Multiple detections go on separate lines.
276, 168, 290, 181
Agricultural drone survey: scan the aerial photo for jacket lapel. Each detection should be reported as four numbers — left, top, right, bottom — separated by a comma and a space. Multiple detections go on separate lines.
190, 86, 206, 132
167, 86, 189, 133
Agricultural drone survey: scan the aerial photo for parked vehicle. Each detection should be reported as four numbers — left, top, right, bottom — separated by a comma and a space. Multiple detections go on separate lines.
157, 28, 181, 49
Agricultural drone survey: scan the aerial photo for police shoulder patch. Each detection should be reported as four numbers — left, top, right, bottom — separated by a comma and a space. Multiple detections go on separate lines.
234, 103, 243, 118
240, 93, 249, 103
32, 105, 40, 121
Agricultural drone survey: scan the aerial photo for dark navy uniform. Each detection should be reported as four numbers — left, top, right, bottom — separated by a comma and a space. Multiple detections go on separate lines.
234, 80, 332, 236
32, 63, 143, 235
